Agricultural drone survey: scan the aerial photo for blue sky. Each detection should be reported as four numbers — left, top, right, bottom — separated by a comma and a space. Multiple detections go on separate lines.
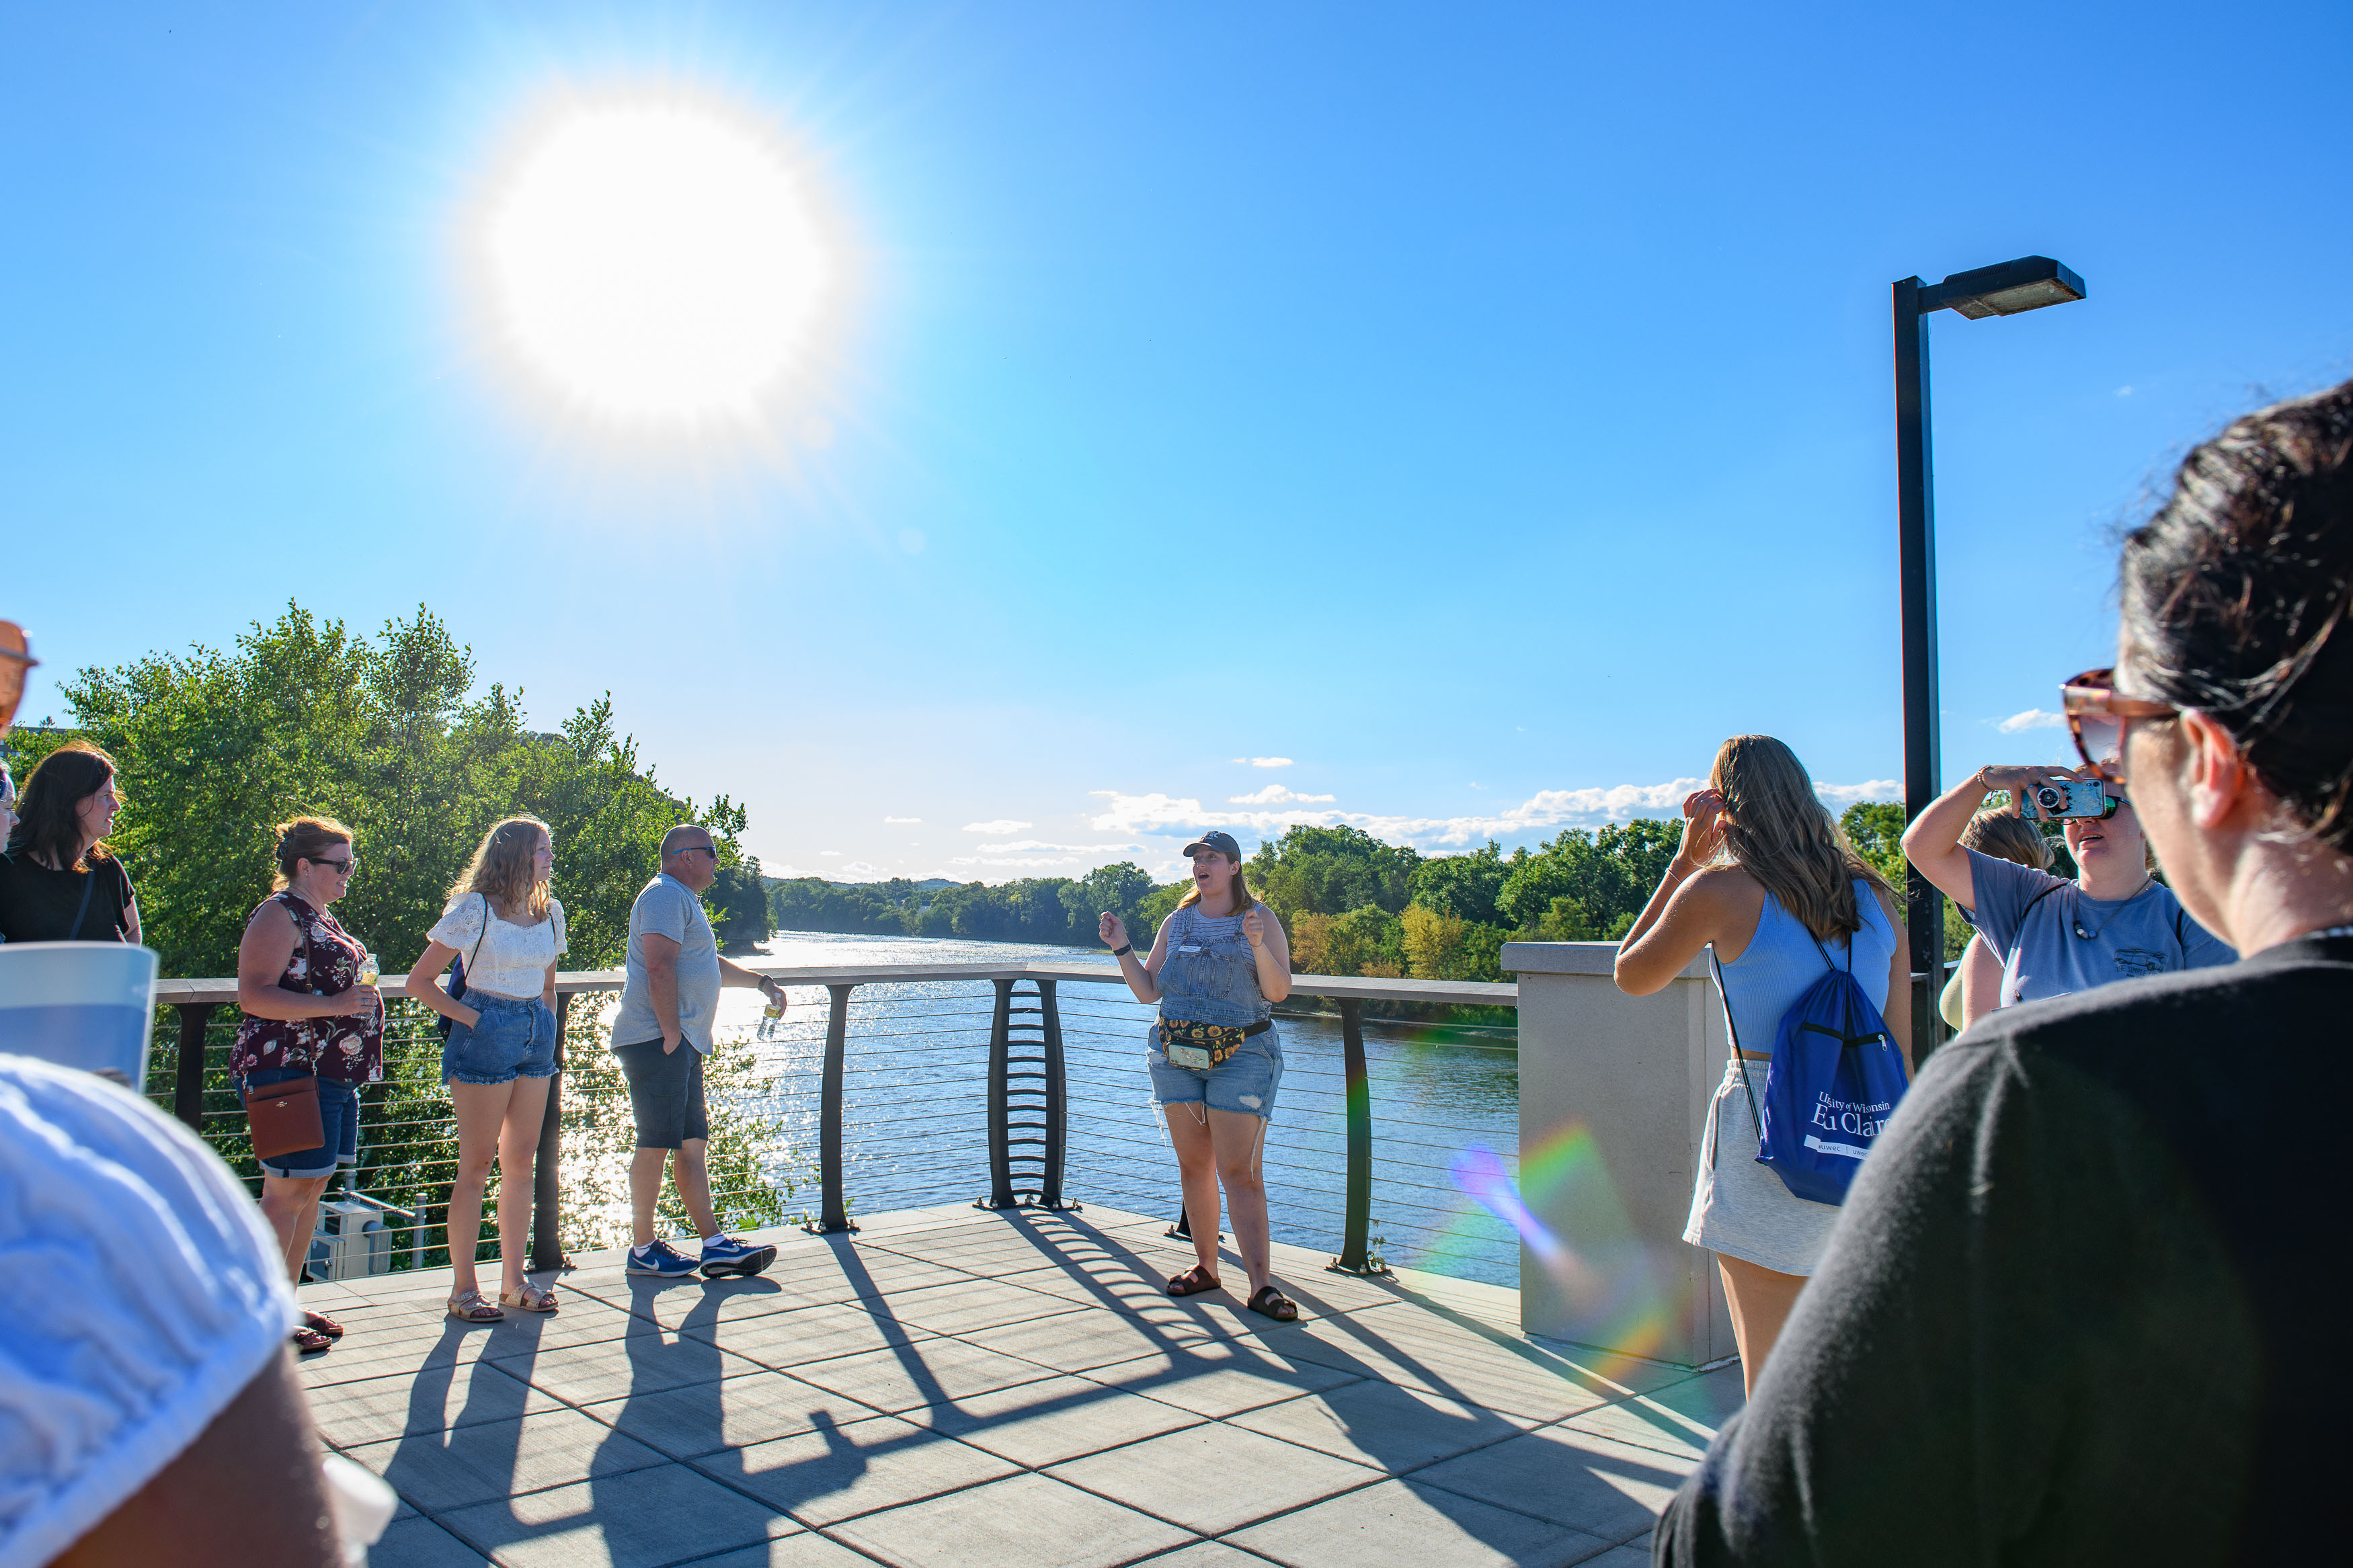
6, 3, 2350, 883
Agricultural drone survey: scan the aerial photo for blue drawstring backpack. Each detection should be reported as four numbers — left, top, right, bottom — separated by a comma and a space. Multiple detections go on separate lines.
1713, 928, 1910, 1206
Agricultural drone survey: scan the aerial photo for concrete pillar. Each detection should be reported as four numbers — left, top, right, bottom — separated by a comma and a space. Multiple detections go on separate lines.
1502, 940, 1734, 1368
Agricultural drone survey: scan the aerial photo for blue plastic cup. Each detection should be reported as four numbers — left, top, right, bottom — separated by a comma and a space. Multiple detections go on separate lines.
0, 942, 161, 1092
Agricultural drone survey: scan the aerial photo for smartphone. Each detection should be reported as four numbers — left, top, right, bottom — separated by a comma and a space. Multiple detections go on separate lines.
2023, 779, 2117, 820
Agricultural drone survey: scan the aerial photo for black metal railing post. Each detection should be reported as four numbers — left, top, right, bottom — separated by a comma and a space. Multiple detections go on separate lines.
978, 976, 1076, 1212
979, 979, 1016, 1208
530, 993, 570, 1272
1328, 997, 1385, 1276
808, 983, 859, 1233
1038, 979, 1070, 1208
172, 1003, 216, 1132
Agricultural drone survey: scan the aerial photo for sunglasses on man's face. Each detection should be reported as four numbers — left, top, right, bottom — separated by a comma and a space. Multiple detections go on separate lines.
2062, 668, 2181, 784
676, 845, 718, 859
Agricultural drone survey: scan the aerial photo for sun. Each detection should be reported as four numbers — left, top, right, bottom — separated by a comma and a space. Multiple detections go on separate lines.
487, 104, 829, 423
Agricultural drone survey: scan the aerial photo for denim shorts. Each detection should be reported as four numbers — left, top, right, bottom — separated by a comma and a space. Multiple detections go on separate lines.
441, 993, 558, 1086
1146, 1023, 1283, 1120
243, 1067, 360, 1179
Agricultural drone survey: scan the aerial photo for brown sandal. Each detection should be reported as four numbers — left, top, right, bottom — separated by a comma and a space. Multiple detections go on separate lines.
499, 1284, 559, 1314
301, 1309, 346, 1340
1167, 1264, 1223, 1297
291, 1324, 333, 1354
1246, 1285, 1298, 1322
446, 1290, 505, 1323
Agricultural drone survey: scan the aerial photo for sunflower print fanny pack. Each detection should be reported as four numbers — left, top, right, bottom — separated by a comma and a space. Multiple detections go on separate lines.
1158, 1015, 1271, 1071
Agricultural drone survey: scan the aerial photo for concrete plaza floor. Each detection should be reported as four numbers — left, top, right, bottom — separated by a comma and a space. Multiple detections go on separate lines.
298, 1204, 1739, 1568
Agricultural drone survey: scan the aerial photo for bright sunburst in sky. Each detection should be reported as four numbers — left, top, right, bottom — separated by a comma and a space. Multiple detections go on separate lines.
487, 103, 828, 423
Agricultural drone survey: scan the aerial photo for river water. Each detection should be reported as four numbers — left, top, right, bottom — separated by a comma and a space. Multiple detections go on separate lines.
684, 929, 1525, 1287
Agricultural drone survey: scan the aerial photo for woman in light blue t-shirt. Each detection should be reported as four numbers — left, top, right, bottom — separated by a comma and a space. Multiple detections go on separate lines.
1903, 764, 2235, 1011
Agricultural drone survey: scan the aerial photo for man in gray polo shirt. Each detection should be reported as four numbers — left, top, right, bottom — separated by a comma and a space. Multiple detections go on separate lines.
612, 823, 790, 1279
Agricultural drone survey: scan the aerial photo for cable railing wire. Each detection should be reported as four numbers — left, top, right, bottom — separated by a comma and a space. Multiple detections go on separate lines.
145, 964, 1521, 1288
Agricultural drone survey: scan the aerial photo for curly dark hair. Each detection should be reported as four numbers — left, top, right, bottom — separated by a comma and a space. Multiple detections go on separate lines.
2122, 377, 2353, 851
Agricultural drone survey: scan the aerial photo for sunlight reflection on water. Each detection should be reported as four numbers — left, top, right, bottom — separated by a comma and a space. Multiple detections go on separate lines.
664, 930, 1525, 1286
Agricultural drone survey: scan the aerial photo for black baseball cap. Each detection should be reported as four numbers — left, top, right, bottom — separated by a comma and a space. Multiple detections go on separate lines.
1181, 830, 1242, 859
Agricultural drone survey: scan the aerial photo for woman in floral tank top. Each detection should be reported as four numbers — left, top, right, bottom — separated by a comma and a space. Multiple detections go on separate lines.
231, 817, 384, 1354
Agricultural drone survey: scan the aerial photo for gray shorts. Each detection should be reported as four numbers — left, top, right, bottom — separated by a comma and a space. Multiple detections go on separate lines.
613, 1038, 710, 1149
1683, 1055, 1841, 1276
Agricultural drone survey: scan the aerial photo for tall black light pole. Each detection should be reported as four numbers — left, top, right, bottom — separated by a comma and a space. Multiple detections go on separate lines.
1892, 255, 2085, 1052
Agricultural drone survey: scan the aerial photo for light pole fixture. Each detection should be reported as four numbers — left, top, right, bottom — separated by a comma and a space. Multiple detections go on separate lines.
1892, 255, 2085, 1051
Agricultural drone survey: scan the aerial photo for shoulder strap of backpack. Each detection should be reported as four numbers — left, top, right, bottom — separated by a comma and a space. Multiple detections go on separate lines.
1706, 945, 1765, 1149
458, 891, 491, 979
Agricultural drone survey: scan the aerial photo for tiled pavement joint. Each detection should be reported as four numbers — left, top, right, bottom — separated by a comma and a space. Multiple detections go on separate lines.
311, 1204, 1736, 1568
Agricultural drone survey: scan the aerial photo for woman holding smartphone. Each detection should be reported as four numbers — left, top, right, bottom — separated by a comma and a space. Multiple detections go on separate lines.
1902, 763, 2233, 1010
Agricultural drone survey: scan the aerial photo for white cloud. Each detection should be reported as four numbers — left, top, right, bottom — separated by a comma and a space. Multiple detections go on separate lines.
1229, 756, 1293, 768
1228, 784, 1337, 806
1997, 708, 2066, 733
1812, 778, 1903, 808
987, 839, 1143, 854
820, 850, 842, 857
882, 815, 922, 824
1089, 775, 1902, 848
951, 854, 1087, 870
961, 819, 1033, 835
2116, 385, 2134, 398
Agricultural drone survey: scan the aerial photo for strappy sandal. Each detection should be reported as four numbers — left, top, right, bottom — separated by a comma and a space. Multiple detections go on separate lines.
1166, 1264, 1222, 1297
301, 1309, 346, 1340
1246, 1285, 1298, 1323
446, 1289, 505, 1323
291, 1324, 334, 1354
499, 1284, 559, 1314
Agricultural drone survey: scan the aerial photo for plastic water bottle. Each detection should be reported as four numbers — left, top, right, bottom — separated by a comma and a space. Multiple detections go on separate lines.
358, 951, 380, 986
758, 993, 785, 1041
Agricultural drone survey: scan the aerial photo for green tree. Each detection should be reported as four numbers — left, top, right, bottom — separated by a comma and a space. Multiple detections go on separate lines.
1062, 861, 1156, 946
708, 860, 775, 948
1409, 840, 1509, 926
1247, 824, 1420, 922
1494, 819, 1681, 940
1839, 801, 1907, 890
15, 602, 747, 976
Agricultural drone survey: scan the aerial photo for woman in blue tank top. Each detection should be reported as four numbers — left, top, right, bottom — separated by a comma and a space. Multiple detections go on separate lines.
1099, 829, 1301, 1321
1615, 736, 1910, 1394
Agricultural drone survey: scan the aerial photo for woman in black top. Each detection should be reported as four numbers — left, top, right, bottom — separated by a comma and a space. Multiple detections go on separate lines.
1658, 378, 2353, 1565
0, 741, 141, 944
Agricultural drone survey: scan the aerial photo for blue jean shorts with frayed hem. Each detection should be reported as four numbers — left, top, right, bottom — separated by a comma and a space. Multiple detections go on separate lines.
1146, 1022, 1283, 1120
441, 993, 558, 1086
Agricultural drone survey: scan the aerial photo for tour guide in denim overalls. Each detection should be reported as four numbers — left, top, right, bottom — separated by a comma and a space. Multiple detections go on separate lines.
1099, 829, 1300, 1321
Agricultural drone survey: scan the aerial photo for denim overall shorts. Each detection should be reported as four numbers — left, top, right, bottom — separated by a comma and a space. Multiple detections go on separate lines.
1146, 906, 1283, 1120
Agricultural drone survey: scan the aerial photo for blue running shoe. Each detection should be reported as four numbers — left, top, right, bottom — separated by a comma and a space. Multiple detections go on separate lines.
699, 1234, 778, 1279
626, 1239, 702, 1278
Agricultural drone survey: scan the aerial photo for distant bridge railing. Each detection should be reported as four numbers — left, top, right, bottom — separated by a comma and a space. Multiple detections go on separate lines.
146, 962, 1519, 1288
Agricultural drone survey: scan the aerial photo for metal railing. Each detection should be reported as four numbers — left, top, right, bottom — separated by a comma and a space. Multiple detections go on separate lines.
147, 962, 1519, 1284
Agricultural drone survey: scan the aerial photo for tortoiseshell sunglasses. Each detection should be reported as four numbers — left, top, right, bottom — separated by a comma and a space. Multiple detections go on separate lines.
2061, 667, 2180, 785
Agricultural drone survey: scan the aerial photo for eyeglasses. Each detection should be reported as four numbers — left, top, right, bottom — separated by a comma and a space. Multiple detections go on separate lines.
674, 845, 718, 860
2061, 667, 2181, 784
309, 857, 358, 875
